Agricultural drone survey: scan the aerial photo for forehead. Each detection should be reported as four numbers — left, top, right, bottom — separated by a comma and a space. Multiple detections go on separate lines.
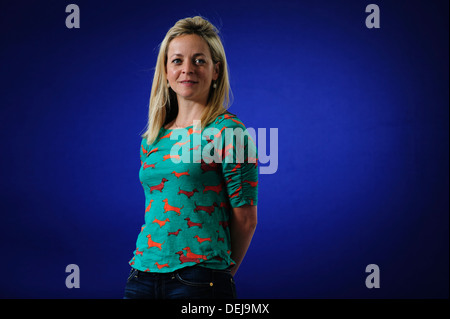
167, 34, 211, 57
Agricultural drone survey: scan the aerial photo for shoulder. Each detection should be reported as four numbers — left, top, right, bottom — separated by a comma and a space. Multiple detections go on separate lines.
213, 111, 247, 130
139, 137, 147, 156
140, 137, 154, 154
141, 137, 148, 148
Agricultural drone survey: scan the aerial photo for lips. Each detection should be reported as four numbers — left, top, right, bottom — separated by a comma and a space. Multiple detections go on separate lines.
179, 80, 198, 84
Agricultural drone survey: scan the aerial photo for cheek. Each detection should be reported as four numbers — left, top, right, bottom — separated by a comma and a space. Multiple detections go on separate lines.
167, 69, 180, 81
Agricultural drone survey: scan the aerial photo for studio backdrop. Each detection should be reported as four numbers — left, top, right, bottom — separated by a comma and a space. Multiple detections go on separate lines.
0, 0, 448, 298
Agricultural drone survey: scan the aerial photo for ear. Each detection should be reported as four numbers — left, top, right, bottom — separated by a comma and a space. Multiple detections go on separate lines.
212, 62, 220, 81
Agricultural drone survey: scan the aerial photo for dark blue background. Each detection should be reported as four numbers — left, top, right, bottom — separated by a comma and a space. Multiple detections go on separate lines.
0, 0, 448, 298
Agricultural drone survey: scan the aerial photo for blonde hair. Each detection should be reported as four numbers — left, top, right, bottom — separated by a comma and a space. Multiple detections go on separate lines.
142, 16, 232, 145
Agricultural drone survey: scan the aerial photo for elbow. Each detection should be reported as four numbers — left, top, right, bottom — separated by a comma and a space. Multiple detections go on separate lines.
231, 204, 258, 230
248, 215, 258, 230
239, 216, 257, 234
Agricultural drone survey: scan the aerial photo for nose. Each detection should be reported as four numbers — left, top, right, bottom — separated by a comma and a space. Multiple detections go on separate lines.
182, 61, 194, 74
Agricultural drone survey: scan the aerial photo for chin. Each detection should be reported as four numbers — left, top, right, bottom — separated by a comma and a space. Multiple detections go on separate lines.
175, 90, 204, 101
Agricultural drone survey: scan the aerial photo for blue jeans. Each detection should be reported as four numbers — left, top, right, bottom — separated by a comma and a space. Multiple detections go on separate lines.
123, 265, 237, 299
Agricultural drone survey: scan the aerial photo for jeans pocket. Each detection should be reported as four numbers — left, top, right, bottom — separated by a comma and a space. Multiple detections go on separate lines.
211, 268, 237, 299
175, 267, 213, 287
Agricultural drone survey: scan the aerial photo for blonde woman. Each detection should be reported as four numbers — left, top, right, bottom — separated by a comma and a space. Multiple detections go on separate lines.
124, 16, 258, 299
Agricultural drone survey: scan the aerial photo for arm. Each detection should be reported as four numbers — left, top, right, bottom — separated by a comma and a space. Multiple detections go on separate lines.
229, 204, 258, 277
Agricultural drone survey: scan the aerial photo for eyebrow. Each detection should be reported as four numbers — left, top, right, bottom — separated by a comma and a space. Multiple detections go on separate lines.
170, 53, 207, 58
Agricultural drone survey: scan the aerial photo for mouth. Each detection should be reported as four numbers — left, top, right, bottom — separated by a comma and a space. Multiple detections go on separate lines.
179, 80, 198, 84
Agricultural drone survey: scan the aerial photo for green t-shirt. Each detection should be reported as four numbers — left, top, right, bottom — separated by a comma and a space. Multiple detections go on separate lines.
129, 111, 258, 273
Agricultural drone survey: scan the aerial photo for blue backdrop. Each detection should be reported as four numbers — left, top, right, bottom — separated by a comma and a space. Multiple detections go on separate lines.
0, 0, 448, 299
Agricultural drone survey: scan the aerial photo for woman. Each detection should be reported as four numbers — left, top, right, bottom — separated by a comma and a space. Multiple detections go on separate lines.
123, 16, 258, 299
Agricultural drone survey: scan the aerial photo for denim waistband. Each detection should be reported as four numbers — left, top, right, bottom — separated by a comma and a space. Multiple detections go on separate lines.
133, 264, 232, 277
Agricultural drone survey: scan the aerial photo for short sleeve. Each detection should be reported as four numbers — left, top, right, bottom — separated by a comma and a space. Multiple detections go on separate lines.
215, 114, 259, 208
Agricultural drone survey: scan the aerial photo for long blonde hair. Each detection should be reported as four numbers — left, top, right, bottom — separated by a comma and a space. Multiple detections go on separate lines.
142, 16, 232, 145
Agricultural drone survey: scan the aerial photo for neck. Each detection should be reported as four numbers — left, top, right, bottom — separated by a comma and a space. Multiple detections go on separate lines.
175, 99, 206, 127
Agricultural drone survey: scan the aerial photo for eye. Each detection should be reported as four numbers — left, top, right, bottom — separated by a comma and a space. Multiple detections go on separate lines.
172, 58, 182, 64
194, 59, 206, 65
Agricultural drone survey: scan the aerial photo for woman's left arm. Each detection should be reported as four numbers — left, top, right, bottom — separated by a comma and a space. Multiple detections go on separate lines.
229, 204, 258, 277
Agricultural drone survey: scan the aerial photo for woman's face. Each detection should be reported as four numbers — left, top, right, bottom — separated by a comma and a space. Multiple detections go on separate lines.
166, 34, 219, 105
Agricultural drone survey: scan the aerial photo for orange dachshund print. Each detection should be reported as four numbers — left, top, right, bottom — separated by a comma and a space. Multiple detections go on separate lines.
143, 162, 156, 170
202, 182, 223, 194
131, 111, 258, 273
146, 234, 164, 250
182, 247, 208, 260
162, 198, 184, 215
163, 154, 180, 161
194, 235, 212, 243
178, 187, 198, 198
184, 217, 203, 228
155, 262, 169, 270
168, 229, 182, 236
193, 202, 218, 216
175, 251, 201, 264
149, 178, 168, 193
152, 218, 170, 228
172, 170, 190, 178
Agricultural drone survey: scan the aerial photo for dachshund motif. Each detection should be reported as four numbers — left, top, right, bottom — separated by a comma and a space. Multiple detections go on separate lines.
149, 178, 168, 193
175, 251, 201, 264
182, 247, 208, 260
172, 170, 190, 178
163, 154, 180, 161
146, 234, 164, 250
152, 218, 170, 228
193, 202, 218, 216
194, 235, 212, 244
168, 229, 182, 236
178, 187, 198, 198
162, 198, 184, 215
155, 262, 169, 270
184, 217, 203, 228
143, 162, 156, 170
202, 182, 223, 194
